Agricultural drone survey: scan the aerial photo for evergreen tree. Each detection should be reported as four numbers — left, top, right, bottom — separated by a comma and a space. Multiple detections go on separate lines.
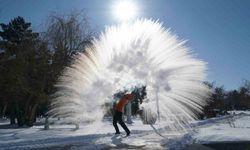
0, 16, 51, 126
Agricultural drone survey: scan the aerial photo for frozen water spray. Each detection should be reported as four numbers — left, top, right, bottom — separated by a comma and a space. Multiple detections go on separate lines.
47, 19, 211, 132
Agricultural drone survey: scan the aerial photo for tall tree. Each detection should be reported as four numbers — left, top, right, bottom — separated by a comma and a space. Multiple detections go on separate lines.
202, 82, 226, 118
0, 16, 51, 126
44, 12, 93, 83
226, 90, 240, 110
239, 80, 250, 110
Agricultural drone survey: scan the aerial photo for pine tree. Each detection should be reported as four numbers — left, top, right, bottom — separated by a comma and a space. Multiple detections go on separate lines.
0, 16, 50, 126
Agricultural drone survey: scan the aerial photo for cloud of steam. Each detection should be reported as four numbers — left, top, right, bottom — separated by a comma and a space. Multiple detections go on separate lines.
48, 19, 211, 131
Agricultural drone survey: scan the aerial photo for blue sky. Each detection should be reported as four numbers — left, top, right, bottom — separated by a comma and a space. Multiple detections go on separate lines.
1, 0, 250, 90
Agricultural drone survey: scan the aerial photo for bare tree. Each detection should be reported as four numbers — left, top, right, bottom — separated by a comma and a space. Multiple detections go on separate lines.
46, 12, 92, 54
44, 11, 93, 81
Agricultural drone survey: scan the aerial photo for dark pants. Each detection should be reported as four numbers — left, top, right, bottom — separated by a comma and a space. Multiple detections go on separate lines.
113, 110, 130, 134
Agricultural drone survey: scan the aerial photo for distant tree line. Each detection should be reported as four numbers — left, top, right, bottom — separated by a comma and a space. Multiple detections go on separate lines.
201, 80, 250, 119
0, 12, 93, 126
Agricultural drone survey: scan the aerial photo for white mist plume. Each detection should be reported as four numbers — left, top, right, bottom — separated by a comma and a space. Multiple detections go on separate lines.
48, 19, 211, 131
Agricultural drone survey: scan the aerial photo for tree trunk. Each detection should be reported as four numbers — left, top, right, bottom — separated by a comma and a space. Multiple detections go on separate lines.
27, 103, 38, 126
2, 102, 7, 117
9, 100, 16, 124
16, 102, 25, 127
24, 96, 32, 122
10, 104, 16, 124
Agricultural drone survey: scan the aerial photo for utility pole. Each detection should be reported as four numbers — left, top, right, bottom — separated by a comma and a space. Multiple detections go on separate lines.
126, 102, 132, 124
156, 87, 160, 122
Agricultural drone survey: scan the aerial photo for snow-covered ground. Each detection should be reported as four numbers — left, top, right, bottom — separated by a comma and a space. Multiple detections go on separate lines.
194, 112, 250, 143
0, 111, 250, 150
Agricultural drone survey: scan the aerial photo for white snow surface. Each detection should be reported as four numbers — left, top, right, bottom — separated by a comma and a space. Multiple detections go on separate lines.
0, 111, 250, 150
194, 111, 250, 143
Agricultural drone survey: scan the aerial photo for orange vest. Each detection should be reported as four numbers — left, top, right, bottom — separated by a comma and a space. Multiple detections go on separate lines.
115, 97, 129, 112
